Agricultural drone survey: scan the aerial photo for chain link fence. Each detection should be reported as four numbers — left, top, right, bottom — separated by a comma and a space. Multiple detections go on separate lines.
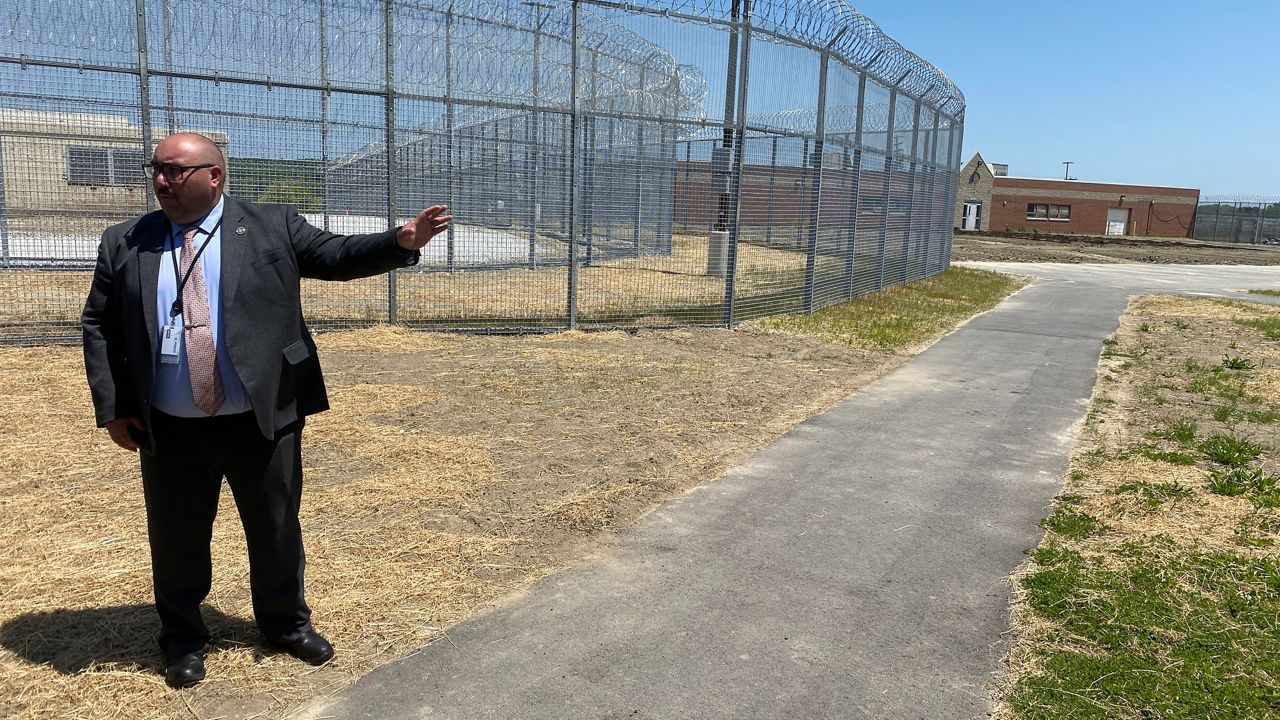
0, 0, 964, 341
1193, 196, 1280, 245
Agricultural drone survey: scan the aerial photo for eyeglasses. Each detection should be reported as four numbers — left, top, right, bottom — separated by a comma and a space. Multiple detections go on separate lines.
143, 162, 215, 181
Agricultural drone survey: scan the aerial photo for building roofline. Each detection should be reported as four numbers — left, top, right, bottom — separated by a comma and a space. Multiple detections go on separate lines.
998, 175, 1198, 190
995, 176, 1199, 192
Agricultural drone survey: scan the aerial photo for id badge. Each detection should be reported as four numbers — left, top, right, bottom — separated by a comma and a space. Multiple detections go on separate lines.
160, 323, 181, 364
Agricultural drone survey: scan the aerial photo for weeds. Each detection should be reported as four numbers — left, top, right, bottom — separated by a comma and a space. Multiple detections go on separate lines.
1138, 448, 1198, 466
756, 267, 1025, 350
1235, 316, 1280, 341
1221, 354, 1255, 370
1115, 481, 1194, 510
1041, 507, 1105, 540
1208, 467, 1250, 496
1148, 420, 1197, 446
1199, 434, 1264, 467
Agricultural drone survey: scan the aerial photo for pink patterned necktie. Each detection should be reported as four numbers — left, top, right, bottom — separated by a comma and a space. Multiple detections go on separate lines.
180, 226, 224, 415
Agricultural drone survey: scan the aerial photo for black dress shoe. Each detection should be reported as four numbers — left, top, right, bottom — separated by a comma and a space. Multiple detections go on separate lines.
164, 651, 206, 689
272, 628, 334, 665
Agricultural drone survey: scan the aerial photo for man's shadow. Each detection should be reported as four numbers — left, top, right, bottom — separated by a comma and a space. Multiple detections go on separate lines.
0, 605, 259, 673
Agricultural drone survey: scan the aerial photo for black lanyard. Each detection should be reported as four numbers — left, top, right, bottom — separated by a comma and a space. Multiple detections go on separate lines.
168, 217, 224, 318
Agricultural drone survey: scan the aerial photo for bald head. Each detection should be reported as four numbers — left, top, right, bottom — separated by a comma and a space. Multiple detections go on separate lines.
150, 132, 226, 224
158, 133, 226, 174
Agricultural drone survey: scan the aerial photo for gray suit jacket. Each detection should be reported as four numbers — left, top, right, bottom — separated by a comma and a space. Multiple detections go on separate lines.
82, 195, 416, 444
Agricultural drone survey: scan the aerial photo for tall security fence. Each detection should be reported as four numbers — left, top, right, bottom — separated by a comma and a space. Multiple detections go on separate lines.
1193, 197, 1280, 245
0, 0, 964, 341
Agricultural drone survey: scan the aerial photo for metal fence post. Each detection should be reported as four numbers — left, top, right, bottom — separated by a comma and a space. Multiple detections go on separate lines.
658, 71, 680, 255
632, 65, 646, 256
948, 119, 964, 262
876, 89, 896, 290
900, 100, 920, 283
444, 5, 456, 270
319, 0, 330, 230
721, 0, 752, 327
0, 137, 9, 267
926, 110, 941, 274
527, 4, 545, 268
842, 72, 866, 300
383, 0, 397, 324
803, 42, 835, 314
135, 0, 155, 213
567, 0, 580, 328
162, 0, 175, 135
583, 48, 598, 265
765, 136, 777, 245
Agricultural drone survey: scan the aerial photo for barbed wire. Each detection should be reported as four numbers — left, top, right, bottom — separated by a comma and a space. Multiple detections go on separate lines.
622, 0, 964, 117
1200, 195, 1280, 205
1, 0, 961, 118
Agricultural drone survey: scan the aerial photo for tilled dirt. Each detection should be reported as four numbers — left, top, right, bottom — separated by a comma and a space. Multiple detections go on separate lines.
952, 231, 1280, 265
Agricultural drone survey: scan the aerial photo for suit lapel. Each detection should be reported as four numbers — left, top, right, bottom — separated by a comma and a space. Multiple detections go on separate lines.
221, 195, 248, 312
135, 214, 166, 357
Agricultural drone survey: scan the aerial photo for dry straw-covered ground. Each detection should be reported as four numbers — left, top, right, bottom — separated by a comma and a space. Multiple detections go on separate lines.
1, 315, 943, 719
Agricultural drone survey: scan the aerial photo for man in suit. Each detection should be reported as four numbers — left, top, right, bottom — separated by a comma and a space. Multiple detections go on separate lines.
82, 132, 451, 688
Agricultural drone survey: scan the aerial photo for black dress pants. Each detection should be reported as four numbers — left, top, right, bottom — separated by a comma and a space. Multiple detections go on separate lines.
140, 411, 311, 659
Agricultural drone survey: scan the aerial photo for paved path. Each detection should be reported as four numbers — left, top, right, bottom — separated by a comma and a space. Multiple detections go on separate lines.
304, 264, 1280, 720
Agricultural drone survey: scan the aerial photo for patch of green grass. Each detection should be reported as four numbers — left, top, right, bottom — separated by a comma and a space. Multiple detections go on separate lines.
1236, 515, 1280, 548
1245, 407, 1280, 425
1235, 316, 1280, 341
1138, 322, 1153, 332
1221, 354, 1256, 370
1234, 520, 1276, 548
1115, 481, 1195, 510
1041, 507, 1106, 540
754, 267, 1024, 350
1136, 447, 1199, 466
1248, 289, 1280, 298
1148, 420, 1197, 447
1199, 434, 1264, 468
1208, 467, 1251, 496
1171, 319, 1192, 331
1012, 550, 1280, 719
1214, 403, 1243, 425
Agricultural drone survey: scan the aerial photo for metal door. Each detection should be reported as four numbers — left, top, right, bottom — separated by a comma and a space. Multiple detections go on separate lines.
1106, 208, 1130, 236
962, 201, 981, 231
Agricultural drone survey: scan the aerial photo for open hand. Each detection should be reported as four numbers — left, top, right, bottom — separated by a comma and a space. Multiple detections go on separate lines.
396, 205, 453, 251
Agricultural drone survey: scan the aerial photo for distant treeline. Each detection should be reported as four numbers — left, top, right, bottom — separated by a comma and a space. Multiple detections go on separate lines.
227, 157, 324, 211
1197, 202, 1280, 219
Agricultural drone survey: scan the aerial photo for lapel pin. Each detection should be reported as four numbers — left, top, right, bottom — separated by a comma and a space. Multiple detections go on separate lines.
235, 226, 247, 235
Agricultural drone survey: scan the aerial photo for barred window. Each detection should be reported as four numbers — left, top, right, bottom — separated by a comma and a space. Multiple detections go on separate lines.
67, 146, 109, 186
67, 146, 145, 186
1027, 203, 1070, 221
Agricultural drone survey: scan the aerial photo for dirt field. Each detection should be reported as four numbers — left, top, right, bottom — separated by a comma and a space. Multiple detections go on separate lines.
2, 317, 968, 719
952, 231, 1280, 265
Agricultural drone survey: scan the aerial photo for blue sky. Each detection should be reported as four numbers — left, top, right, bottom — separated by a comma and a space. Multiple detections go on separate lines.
849, 0, 1280, 196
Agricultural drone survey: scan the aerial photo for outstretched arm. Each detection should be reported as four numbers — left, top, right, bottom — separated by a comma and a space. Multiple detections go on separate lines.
291, 204, 453, 281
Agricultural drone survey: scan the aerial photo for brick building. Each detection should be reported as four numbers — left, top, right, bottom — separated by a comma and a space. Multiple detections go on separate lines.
954, 153, 1199, 238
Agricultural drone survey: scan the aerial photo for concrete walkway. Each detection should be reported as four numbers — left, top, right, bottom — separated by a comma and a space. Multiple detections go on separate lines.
303, 264, 1280, 720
